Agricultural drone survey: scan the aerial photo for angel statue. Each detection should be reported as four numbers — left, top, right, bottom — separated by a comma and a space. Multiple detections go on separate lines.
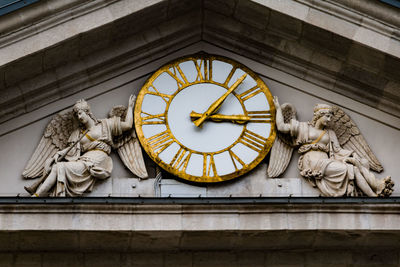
22, 95, 148, 197
268, 97, 394, 197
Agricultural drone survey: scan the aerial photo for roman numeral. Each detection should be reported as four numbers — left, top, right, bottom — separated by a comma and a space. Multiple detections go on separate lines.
247, 110, 272, 123
169, 147, 192, 173
193, 58, 212, 82
238, 129, 268, 153
237, 85, 263, 101
147, 85, 173, 104
166, 65, 189, 89
147, 130, 174, 155
141, 112, 166, 125
203, 154, 217, 177
223, 67, 237, 86
228, 149, 247, 171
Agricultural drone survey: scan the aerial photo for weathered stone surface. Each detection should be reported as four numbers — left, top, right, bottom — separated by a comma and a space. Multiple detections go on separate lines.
234, 0, 270, 30
268, 10, 303, 39
42, 253, 83, 267
204, 0, 236, 16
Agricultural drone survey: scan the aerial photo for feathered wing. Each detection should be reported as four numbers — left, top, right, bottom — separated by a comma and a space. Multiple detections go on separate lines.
22, 110, 78, 179
267, 103, 297, 177
330, 106, 383, 172
110, 106, 148, 179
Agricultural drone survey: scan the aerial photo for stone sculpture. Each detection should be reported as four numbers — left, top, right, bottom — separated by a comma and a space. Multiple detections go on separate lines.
268, 97, 394, 197
23, 95, 148, 197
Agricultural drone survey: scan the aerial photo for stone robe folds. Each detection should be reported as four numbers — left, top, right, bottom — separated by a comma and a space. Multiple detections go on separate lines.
50, 117, 122, 197
291, 120, 357, 197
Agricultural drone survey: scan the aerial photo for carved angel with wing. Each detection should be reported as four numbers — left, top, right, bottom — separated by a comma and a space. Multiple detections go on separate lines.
23, 95, 148, 197
268, 97, 394, 197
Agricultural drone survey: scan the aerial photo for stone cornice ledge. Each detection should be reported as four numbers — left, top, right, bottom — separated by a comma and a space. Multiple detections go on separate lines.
0, 202, 399, 231
253, 0, 400, 58
0, 0, 164, 67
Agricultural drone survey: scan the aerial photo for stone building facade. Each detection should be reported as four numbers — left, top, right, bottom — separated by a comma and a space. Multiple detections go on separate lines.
0, 0, 399, 266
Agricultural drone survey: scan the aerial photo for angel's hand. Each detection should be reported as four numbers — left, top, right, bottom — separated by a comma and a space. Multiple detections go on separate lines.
128, 95, 136, 108
345, 157, 361, 168
273, 96, 280, 109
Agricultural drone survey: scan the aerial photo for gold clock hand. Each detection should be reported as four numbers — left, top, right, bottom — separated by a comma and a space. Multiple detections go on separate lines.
193, 73, 247, 127
190, 111, 250, 124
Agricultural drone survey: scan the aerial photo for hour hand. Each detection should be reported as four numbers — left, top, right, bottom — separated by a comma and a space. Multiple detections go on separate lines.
190, 111, 250, 124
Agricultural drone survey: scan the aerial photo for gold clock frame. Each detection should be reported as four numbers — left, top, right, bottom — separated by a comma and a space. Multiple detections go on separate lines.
134, 53, 276, 183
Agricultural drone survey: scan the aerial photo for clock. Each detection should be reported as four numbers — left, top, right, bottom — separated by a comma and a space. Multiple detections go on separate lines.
134, 54, 276, 183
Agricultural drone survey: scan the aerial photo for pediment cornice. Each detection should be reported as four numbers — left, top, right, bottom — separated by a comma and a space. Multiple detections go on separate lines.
0, 0, 399, 126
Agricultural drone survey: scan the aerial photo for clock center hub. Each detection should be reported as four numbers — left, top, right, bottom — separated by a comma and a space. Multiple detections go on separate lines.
167, 83, 244, 153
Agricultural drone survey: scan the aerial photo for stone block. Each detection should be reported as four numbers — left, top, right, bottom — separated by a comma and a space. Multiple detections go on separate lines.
363, 232, 400, 249
0, 232, 18, 252
352, 250, 399, 266
43, 253, 84, 267
388, 37, 400, 59
79, 24, 113, 58
18, 70, 58, 96
0, 86, 22, 105
305, 68, 337, 91
301, 24, 352, 60
348, 43, 385, 74
234, 0, 270, 30
15, 253, 42, 267
167, 0, 201, 19
383, 54, 400, 81
0, 253, 13, 267
383, 81, 400, 99
18, 231, 79, 251
84, 252, 122, 267
80, 231, 130, 252
180, 231, 237, 250
305, 250, 352, 265
204, 0, 236, 16
126, 252, 164, 267
161, 179, 206, 197
265, 251, 305, 265
182, 213, 238, 231
158, 11, 201, 39
268, 10, 303, 40
253, 0, 309, 20
165, 252, 193, 267
280, 40, 314, 63
310, 51, 342, 73
4, 53, 43, 87
353, 26, 390, 53
306, 8, 358, 40
204, 10, 243, 36
193, 252, 238, 267
130, 232, 181, 251
312, 231, 364, 249
272, 56, 307, 79
237, 251, 265, 267
339, 64, 388, 91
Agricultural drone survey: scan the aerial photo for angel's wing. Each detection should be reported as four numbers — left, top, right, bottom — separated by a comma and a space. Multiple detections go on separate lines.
109, 106, 148, 179
330, 106, 383, 172
267, 103, 297, 178
22, 110, 78, 179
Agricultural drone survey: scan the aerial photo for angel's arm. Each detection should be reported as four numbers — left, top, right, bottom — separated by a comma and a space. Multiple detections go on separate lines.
273, 96, 291, 134
120, 95, 135, 132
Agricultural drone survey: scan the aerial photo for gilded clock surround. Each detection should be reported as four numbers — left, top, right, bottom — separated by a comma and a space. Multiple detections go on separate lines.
134, 54, 276, 183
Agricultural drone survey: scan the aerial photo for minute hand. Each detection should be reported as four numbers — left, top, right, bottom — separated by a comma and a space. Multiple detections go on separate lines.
193, 73, 247, 127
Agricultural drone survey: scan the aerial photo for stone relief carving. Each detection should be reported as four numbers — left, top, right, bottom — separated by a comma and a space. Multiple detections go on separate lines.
23, 95, 148, 197
268, 97, 394, 197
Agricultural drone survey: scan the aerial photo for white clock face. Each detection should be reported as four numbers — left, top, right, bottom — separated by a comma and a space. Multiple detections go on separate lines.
135, 54, 276, 183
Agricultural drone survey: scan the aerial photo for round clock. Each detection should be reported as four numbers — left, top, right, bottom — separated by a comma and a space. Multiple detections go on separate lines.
134, 54, 276, 183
